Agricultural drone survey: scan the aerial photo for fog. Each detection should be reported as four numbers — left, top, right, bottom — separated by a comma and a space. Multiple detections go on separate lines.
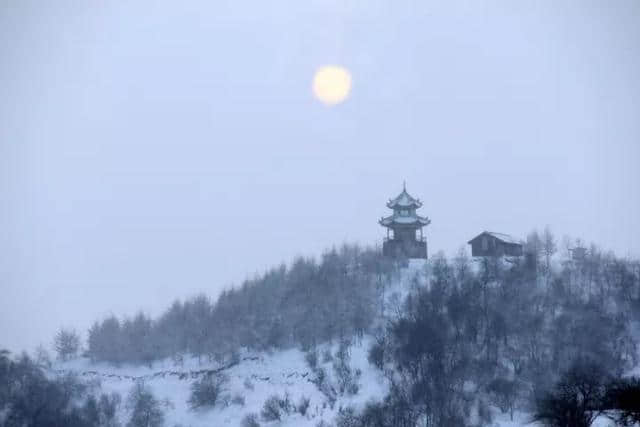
1, 0, 639, 353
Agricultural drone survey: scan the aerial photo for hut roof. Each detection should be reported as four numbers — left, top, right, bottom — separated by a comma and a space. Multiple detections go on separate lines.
468, 231, 523, 245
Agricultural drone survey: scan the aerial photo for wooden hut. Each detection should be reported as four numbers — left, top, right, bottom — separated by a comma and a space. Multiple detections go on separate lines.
468, 231, 523, 257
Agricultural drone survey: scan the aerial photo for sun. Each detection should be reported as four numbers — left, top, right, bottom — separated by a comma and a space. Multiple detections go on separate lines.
312, 65, 352, 105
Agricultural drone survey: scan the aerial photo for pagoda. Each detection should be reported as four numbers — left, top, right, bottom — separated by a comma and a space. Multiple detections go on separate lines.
379, 183, 430, 259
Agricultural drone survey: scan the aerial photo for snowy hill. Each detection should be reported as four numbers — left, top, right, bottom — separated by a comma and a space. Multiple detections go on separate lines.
47, 259, 430, 427
54, 339, 386, 426
51, 341, 621, 427
52, 342, 622, 427
40, 257, 637, 427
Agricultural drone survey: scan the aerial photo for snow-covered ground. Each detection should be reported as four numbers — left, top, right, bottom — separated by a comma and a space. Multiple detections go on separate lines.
48, 262, 433, 427
54, 339, 388, 426
48, 260, 636, 426
53, 341, 625, 427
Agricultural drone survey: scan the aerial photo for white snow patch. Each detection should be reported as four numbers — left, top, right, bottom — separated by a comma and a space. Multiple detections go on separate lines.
52, 338, 388, 426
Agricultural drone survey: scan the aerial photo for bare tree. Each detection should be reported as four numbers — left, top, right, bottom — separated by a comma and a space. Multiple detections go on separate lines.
526, 230, 543, 276
126, 382, 164, 427
54, 328, 80, 361
533, 359, 609, 427
542, 226, 557, 279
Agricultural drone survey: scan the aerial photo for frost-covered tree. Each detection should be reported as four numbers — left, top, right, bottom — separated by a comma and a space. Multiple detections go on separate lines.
241, 413, 261, 427
533, 359, 609, 427
54, 328, 80, 361
0, 351, 123, 426
126, 382, 164, 427
542, 226, 557, 278
81, 244, 395, 365
34, 344, 52, 368
187, 373, 228, 410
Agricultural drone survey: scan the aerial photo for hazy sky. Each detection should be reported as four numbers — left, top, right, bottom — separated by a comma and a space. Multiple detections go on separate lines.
1, 0, 639, 353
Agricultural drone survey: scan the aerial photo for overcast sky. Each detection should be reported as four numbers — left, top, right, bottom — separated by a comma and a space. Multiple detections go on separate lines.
1, 0, 639, 353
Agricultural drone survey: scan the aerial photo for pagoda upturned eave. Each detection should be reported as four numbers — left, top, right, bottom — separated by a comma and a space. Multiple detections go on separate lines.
379, 215, 431, 227
386, 189, 423, 209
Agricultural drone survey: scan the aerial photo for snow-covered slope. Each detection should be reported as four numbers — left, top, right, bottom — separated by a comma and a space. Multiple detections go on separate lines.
53, 341, 624, 427
54, 339, 387, 426
49, 261, 433, 427
49, 259, 631, 427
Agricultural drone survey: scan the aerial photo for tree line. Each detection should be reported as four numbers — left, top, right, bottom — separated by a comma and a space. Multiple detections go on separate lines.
45, 229, 640, 426
84, 245, 397, 365
341, 230, 640, 426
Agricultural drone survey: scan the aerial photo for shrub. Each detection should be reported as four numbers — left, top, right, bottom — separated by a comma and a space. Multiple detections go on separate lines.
82, 395, 101, 426
305, 350, 318, 369
81, 392, 122, 427
241, 413, 261, 427
367, 341, 384, 370
187, 373, 228, 410
602, 377, 640, 426
487, 377, 519, 420
315, 366, 327, 384
126, 382, 164, 427
346, 380, 360, 396
297, 395, 311, 416
532, 359, 609, 427
336, 406, 359, 427
0, 351, 126, 427
261, 393, 292, 422
359, 402, 385, 426
358, 397, 418, 427
261, 395, 282, 421
477, 398, 493, 425
312, 366, 337, 408
99, 392, 122, 426
333, 354, 360, 396
349, 369, 362, 395
171, 353, 184, 368
34, 345, 52, 368
230, 350, 241, 365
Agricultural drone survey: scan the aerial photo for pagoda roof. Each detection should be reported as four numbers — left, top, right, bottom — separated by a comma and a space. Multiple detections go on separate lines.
379, 213, 431, 227
387, 187, 422, 209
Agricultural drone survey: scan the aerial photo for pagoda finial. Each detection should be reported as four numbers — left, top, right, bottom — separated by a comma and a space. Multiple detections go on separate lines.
403, 180, 406, 191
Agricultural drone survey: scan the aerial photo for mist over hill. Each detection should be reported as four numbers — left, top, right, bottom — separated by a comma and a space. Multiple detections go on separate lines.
2, 229, 640, 426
